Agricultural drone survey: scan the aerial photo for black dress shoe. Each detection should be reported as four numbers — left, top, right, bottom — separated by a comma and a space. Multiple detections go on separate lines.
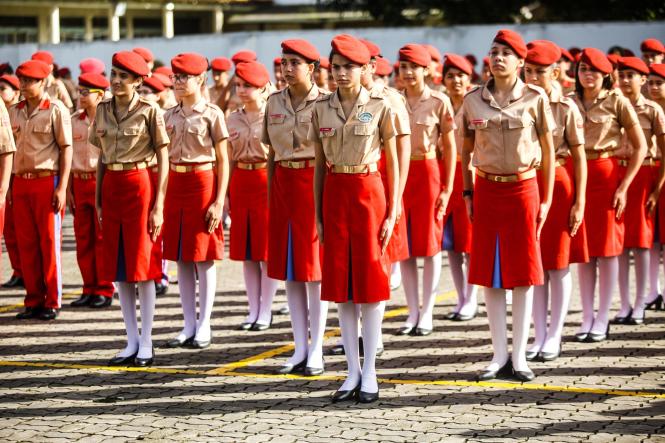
331, 383, 360, 403
163, 336, 194, 348
414, 327, 432, 336
191, 338, 211, 349
276, 358, 307, 375
16, 307, 40, 320
395, 325, 414, 336
38, 308, 58, 320
525, 349, 539, 361
513, 369, 535, 382
476, 360, 513, 382
250, 322, 270, 331
238, 322, 253, 331
627, 315, 644, 325
304, 365, 324, 376
454, 311, 477, 321
2, 275, 24, 288
645, 294, 663, 311
538, 344, 562, 362
155, 282, 168, 296
108, 352, 138, 366
89, 295, 112, 308
574, 331, 589, 342
134, 348, 155, 367
358, 389, 379, 403
586, 324, 610, 343
611, 309, 632, 325
70, 294, 93, 307
327, 344, 345, 356
443, 311, 458, 320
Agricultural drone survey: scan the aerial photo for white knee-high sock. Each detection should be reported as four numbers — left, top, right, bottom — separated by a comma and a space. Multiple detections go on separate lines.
338, 302, 361, 391
460, 253, 478, 316
257, 261, 278, 325
647, 244, 662, 303
285, 281, 308, 365
390, 262, 402, 287
195, 260, 217, 342
448, 250, 465, 313
632, 248, 649, 319
483, 287, 509, 371
400, 257, 419, 327
418, 252, 442, 330
242, 261, 261, 324
617, 250, 632, 317
116, 282, 139, 357
306, 281, 327, 369
543, 267, 572, 353
594, 256, 618, 334
137, 280, 156, 359
360, 302, 385, 394
577, 260, 597, 333
176, 261, 197, 340
511, 286, 534, 372
529, 274, 549, 354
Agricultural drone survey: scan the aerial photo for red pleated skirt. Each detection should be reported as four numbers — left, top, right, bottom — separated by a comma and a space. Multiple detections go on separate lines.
322, 171, 390, 303
469, 175, 543, 289
658, 179, 665, 243
163, 168, 224, 262
442, 161, 473, 254
101, 169, 161, 282
402, 158, 443, 257
619, 163, 657, 249
378, 152, 409, 263
229, 167, 269, 261
581, 157, 624, 257
267, 165, 321, 282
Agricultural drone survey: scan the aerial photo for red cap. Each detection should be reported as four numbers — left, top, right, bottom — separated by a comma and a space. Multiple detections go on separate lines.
79, 58, 105, 75
331, 34, 371, 65
618, 56, 650, 75
482, 56, 490, 66
650, 64, 665, 79
56, 67, 70, 77
569, 47, 582, 57
143, 76, 165, 93
210, 57, 232, 72
78, 72, 110, 90
393, 61, 400, 71
493, 29, 527, 58
171, 53, 208, 75
231, 50, 257, 65
152, 72, 173, 88
641, 39, 664, 54
0, 74, 19, 90
235, 61, 270, 88
375, 57, 393, 76
319, 57, 330, 70
273, 57, 282, 67
281, 39, 320, 63
132, 47, 154, 63
112, 51, 150, 77
443, 53, 473, 76
580, 48, 613, 74
153, 66, 173, 77
424, 44, 442, 63
465, 54, 477, 66
360, 39, 381, 58
607, 53, 621, 67
526, 40, 562, 66
16, 60, 51, 80
31, 51, 54, 65
398, 43, 431, 67
559, 47, 574, 62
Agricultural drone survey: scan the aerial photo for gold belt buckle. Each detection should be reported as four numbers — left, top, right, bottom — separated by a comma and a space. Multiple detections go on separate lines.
495, 175, 510, 183
174, 164, 188, 173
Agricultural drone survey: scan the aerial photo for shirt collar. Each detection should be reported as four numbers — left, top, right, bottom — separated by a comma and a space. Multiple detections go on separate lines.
481, 77, 526, 107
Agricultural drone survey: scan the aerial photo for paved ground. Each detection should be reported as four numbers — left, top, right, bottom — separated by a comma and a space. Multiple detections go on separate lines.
0, 214, 664, 442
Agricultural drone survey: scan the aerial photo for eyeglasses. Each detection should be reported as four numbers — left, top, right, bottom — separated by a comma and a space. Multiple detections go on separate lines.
137, 88, 156, 96
78, 88, 104, 97
169, 74, 195, 83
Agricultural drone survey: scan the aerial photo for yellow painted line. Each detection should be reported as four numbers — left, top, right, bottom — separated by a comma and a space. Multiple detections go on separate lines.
208, 290, 457, 374
0, 290, 82, 313
0, 360, 663, 399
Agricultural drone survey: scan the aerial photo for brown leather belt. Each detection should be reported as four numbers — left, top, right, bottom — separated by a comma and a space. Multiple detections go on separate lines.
72, 172, 96, 180
279, 159, 315, 169
106, 161, 149, 171
410, 151, 437, 161
476, 168, 537, 183
329, 163, 378, 174
16, 170, 58, 179
170, 163, 215, 173
585, 150, 614, 160
237, 161, 267, 170
617, 157, 659, 167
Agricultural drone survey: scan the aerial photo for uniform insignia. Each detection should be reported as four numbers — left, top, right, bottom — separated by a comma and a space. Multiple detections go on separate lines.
319, 128, 333, 133
471, 119, 487, 125
270, 114, 285, 118
358, 112, 373, 123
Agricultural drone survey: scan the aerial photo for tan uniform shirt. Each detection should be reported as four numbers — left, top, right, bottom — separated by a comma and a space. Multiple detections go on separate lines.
370, 83, 410, 136
460, 78, 556, 175
0, 99, 16, 157
404, 85, 456, 156
262, 85, 328, 161
309, 87, 396, 166
9, 94, 71, 174
209, 85, 225, 108
89, 93, 169, 164
572, 89, 639, 153
46, 76, 73, 111
548, 86, 585, 158
164, 99, 228, 164
227, 107, 269, 163
615, 95, 665, 159
71, 110, 101, 172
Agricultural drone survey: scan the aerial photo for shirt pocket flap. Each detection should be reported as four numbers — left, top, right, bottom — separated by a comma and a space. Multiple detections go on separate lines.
507, 117, 528, 129
32, 124, 52, 133
588, 115, 611, 124
469, 119, 488, 129
123, 126, 142, 136
353, 125, 373, 136
269, 114, 286, 124
415, 117, 438, 127
187, 125, 207, 135
319, 128, 336, 137
298, 114, 312, 124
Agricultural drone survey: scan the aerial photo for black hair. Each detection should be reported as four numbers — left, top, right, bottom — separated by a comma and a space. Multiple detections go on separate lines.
574, 63, 614, 100
282, 49, 320, 69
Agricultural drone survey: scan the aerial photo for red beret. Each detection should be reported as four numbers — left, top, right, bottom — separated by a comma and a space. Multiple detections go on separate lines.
559, 47, 574, 62
443, 53, 473, 76
493, 29, 527, 59
152, 72, 173, 88
273, 57, 282, 67
319, 57, 330, 70
31, 51, 54, 65
607, 53, 621, 67
281, 39, 320, 63
112, 51, 150, 77
153, 66, 173, 77
574, 53, 582, 63
393, 61, 400, 71
580, 48, 613, 74
210, 57, 232, 72
424, 44, 442, 63
78, 72, 109, 90
56, 67, 70, 77
16, 60, 51, 80
142, 76, 165, 93
482, 56, 490, 66
331, 34, 371, 66
79, 58, 105, 75
171, 53, 208, 75
526, 40, 562, 66
360, 39, 381, 58
235, 61, 270, 88
650, 64, 665, 79
375, 57, 393, 76
231, 50, 257, 65
641, 38, 665, 54
132, 47, 154, 63
618, 56, 650, 75
623, 49, 635, 57
398, 43, 431, 67
569, 47, 582, 57
465, 54, 478, 66
0, 74, 19, 90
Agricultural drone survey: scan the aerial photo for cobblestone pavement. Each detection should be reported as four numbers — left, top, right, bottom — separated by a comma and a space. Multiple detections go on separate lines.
0, 215, 664, 442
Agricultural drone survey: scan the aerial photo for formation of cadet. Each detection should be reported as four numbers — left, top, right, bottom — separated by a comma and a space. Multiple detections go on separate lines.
2, 30, 665, 403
